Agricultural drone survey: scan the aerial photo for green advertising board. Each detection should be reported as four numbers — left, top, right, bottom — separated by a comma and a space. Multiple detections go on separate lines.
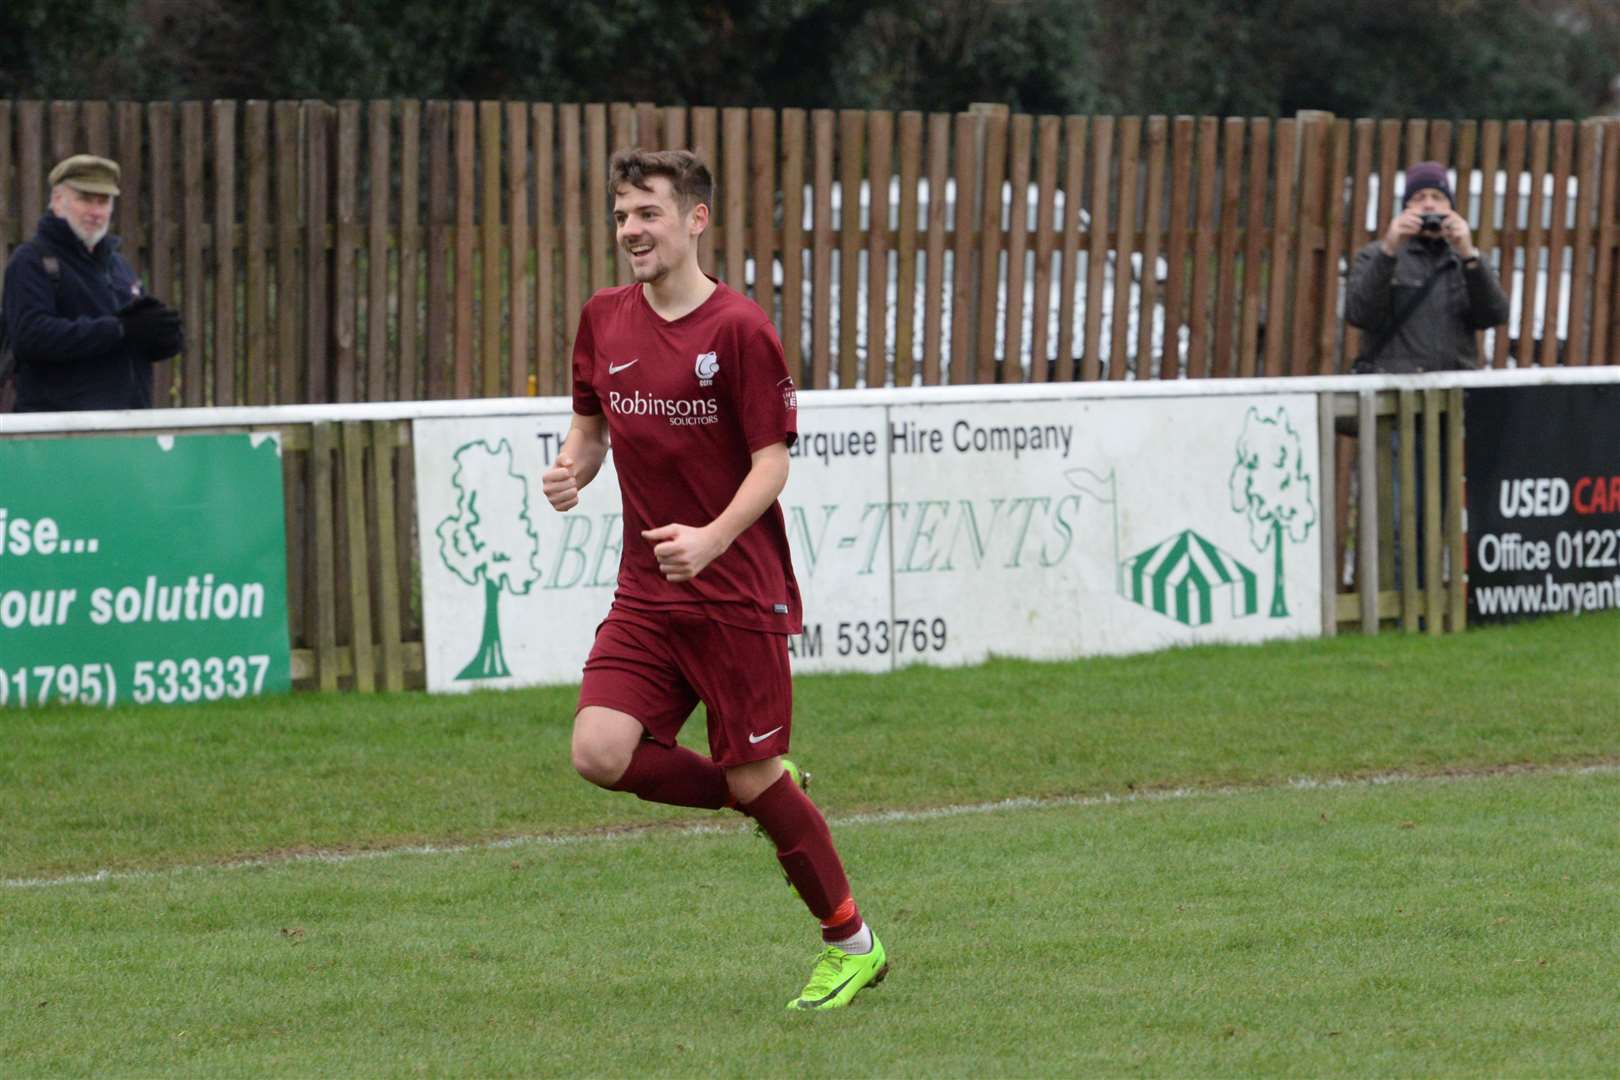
0, 433, 291, 708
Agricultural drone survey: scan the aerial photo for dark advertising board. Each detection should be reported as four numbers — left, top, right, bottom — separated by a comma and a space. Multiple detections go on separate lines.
1465, 384, 1620, 624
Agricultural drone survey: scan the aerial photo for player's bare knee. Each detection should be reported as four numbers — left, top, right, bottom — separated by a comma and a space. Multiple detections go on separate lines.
725, 757, 783, 805
570, 722, 630, 786
571, 736, 628, 787
570, 707, 642, 787
571, 748, 618, 787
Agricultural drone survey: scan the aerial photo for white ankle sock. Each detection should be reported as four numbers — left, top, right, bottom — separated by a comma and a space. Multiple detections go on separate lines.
827, 923, 873, 955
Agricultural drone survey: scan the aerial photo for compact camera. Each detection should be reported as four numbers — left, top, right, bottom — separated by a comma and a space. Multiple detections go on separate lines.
1417, 211, 1446, 232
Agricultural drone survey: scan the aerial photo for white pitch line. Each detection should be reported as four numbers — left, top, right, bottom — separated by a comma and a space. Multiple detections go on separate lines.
5, 761, 1616, 891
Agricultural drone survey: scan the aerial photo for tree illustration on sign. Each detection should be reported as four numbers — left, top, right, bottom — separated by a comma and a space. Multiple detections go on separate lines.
436, 439, 541, 680
1228, 406, 1317, 617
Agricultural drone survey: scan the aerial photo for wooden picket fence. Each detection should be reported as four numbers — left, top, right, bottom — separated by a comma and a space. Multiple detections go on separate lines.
1, 100, 1616, 410
277, 418, 419, 690
1325, 389, 1468, 637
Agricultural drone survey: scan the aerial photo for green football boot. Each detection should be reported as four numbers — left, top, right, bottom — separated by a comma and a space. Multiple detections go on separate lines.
781, 757, 810, 798
755, 758, 812, 893
787, 932, 889, 1011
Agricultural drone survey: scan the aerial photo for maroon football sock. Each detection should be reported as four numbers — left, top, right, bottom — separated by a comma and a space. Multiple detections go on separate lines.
820, 896, 863, 943
609, 741, 732, 810
742, 771, 854, 923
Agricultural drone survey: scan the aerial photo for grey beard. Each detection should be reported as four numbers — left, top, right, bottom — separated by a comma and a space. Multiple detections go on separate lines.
70, 221, 108, 250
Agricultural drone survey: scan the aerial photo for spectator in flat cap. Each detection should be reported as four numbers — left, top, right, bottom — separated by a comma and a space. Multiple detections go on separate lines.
1344, 159, 1509, 373
1, 153, 183, 412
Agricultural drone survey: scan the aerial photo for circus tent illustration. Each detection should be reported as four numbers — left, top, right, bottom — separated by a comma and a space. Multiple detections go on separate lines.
1122, 529, 1259, 627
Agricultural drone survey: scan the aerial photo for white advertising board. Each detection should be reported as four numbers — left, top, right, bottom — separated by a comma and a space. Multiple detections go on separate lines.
414, 408, 620, 690
780, 405, 895, 674
881, 395, 1322, 665
415, 389, 1321, 691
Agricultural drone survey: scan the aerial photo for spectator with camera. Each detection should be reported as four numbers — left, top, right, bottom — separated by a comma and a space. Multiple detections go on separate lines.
1, 154, 183, 412
1345, 160, 1509, 373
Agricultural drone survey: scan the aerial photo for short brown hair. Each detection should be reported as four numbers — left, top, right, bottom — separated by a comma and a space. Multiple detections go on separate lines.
608, 148, 713, 213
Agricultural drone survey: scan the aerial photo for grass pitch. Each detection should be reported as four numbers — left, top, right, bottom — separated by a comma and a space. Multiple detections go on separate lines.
2, 612, 1616, 1076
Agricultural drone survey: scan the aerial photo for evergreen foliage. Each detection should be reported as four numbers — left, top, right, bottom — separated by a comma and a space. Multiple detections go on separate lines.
1, 0, 1614, 117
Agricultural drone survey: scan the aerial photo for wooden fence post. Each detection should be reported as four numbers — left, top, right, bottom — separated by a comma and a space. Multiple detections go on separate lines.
1398, 389, 1418, 631
1004, 113, 1032, 383
181, 101, 206, 406
305, 101, 333, 404
781, 109, 807, 384
866, 110, 893, 388
839, 108, 865, 388
1357, 389, 1379, 634
273, 101, 301, 404
334, 101, 359, 404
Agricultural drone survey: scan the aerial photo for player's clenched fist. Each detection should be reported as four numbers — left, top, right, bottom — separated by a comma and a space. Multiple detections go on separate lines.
642, 522, 726, 582
543, 453, 580, 511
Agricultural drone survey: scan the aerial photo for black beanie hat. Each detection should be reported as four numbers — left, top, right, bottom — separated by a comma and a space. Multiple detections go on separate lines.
1402, 161, 1453, 206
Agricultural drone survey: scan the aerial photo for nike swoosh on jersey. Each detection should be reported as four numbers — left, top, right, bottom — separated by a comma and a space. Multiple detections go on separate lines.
748, 725, 784, 744
608, 359, 639, 375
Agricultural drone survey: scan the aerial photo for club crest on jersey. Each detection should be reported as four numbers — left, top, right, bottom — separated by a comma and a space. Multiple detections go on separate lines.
778, 376, 797, 410
695, 351, 719, 386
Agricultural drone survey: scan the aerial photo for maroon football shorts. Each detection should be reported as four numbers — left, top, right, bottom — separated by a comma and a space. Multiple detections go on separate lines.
578, 605, 793, 767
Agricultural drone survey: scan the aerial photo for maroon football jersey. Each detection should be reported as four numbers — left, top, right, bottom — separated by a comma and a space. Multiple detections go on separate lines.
572, 280, 802, 633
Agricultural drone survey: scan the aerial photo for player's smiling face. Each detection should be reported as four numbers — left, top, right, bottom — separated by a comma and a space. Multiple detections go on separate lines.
613, 176, 705, 285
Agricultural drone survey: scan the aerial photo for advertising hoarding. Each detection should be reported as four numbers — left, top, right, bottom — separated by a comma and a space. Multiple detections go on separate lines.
0, 433, 291, 708
1466, 384, 1620, 623
415, 390, 1322, 691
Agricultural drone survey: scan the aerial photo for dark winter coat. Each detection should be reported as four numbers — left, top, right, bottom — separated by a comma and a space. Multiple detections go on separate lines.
1344, 236, 1511, 373
2, 213, 178, 411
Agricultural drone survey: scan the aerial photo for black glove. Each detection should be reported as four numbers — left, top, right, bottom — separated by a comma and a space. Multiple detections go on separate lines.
119, 295, 167, 317
118, 298, 182, 352
150, 324, 184, 360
